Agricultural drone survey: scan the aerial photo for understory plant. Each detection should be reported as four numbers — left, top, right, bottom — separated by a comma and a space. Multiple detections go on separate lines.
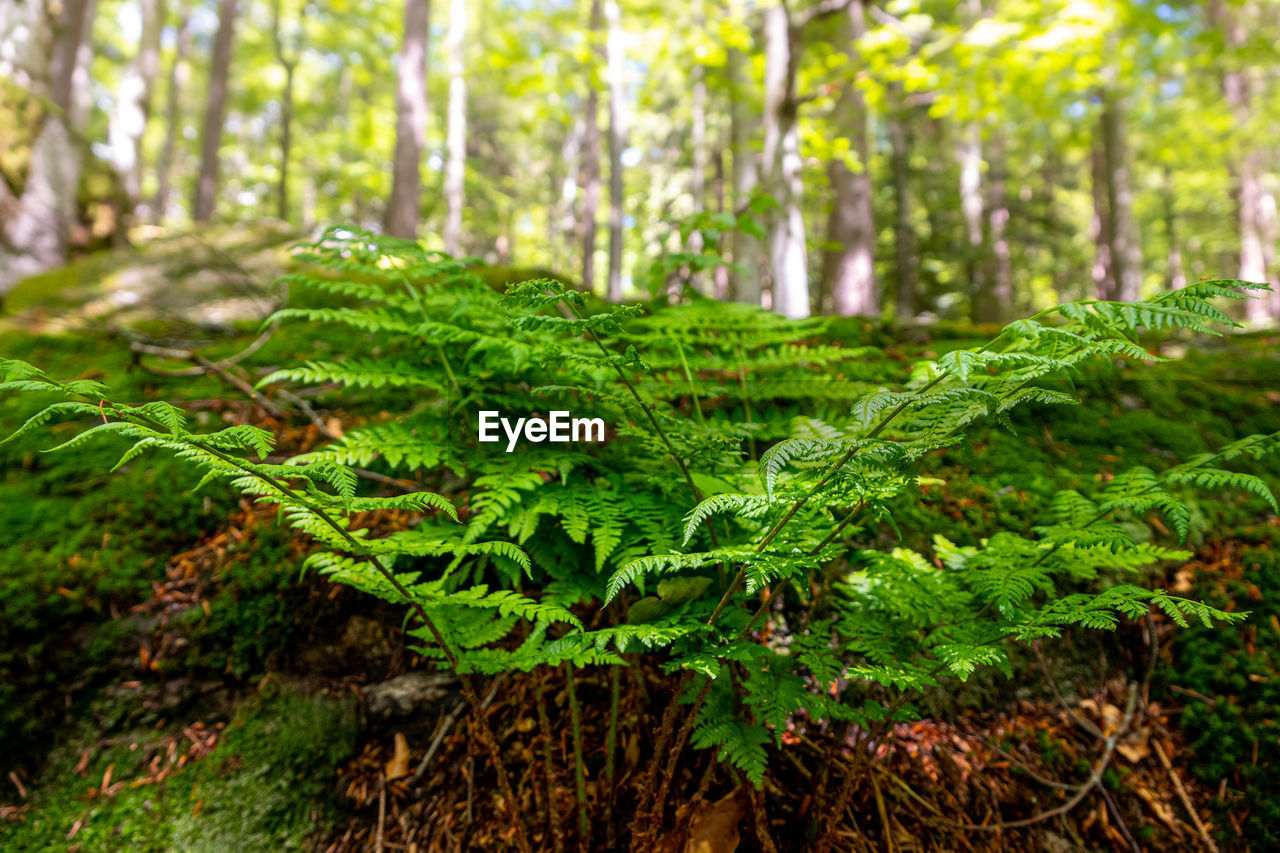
4, 228, 1277, 851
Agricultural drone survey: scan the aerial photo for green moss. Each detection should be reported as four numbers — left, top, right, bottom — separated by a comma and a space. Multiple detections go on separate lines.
0, 686, 357, 852
1168, 530, 1280, 847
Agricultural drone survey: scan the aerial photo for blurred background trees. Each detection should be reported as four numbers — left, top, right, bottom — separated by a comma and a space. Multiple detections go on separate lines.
2, 0, 1279, 320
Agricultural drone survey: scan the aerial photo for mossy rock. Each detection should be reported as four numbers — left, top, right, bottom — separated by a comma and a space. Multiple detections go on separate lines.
2, 221, 302, 337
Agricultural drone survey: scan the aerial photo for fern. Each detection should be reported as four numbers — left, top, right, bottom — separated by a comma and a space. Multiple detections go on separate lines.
4, 228, 1275, 803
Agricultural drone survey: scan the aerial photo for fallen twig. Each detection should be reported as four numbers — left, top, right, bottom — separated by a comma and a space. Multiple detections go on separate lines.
1153, 740, 1219, 853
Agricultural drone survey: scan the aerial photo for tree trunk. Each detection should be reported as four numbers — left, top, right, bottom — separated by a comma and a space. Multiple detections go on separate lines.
727, 44, 761, 304
192, 0, 237, 222
713, 148, 730, 299
580, 0, 604, 292
604, 0, 626, 301
1090, 134, 1116, 300
443, 0, 466, 255
686, 4, 708, 293
957, 123, 992, 321
887, 100, 917, 319
271, 0, 296, 223
0, 0, 96, 295
820, 0, 876, 318
1163, 167, 1186, 290
153, 9, 191, 223
559, 118, 583, 271
1098, 87, 1142, 301
109, 0, 165, 218
761, 3, 809, 319
1214, 0, 1279, 320
986, 142, 1012, 317
385, 0, 429, 239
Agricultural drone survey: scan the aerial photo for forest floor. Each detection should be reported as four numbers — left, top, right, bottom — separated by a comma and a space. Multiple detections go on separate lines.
0, 231, 1277, 851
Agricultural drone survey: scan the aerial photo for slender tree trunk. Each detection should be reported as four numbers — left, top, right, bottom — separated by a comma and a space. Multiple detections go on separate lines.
109, 0, 165, 218
1214, 0, 1279, 320
1090, 134, 1116, 300
820, 0, 876, 318
887, 100, 917, 319
153, 9, 191, 223
957, 123, 992, 320
443, 0, 466, 255
0, 0, 96, 294
385, 0, 429, 239
580, 0, 604, 292
192, 0, 237, 222
761, 4, 809, 318
1098, 86, 1142, 301
277, 62, 294, 221
986, 140, 1012, 315
560, 118, 583, 270
727, 44, 761, 304
271, 0, 296, 223
713, 148, 730, 298
1163, 167, 1186, 290
686, 4, 708, 293
604, 0, 626, 300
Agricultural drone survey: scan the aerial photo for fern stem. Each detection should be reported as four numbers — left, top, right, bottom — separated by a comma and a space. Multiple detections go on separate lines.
673, 338, 705, 425
534, 676, 564, 853
735, 344, 757, 460
635, 677, 713, 848
565, 664, 591, 850
602, 663, 621, 848
435, 343, 462, 396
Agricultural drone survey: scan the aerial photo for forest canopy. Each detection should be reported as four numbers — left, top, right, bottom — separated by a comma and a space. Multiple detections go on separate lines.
2, 0, 1280, 322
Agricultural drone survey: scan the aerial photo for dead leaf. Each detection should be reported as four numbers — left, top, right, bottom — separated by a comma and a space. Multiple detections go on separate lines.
384, 733, 411, 781
326, 417, 345, 438
1117, 726, 1152, 763
685, 787, 747, 853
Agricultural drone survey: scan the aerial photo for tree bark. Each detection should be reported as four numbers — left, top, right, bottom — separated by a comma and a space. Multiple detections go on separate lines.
761, 3, 809, 318
604, 0, 626, 301
820, 0, 876, 317
153, 9, 191, 223
109, 0, 165, 217
443, 0, 466, 255
580, 0, 604, 292
385, 0, 429, 239
727, 44, 761, 304
192, 0, 237, 222
0, 0, 96, 294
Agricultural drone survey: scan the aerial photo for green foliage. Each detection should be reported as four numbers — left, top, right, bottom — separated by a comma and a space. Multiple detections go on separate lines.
4, 230, 1276, 789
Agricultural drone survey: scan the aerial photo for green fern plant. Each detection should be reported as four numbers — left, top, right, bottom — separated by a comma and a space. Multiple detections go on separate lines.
4, 227, 1277, 850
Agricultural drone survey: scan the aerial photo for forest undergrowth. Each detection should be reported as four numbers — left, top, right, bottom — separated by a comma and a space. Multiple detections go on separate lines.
0, 231, 1277, 851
